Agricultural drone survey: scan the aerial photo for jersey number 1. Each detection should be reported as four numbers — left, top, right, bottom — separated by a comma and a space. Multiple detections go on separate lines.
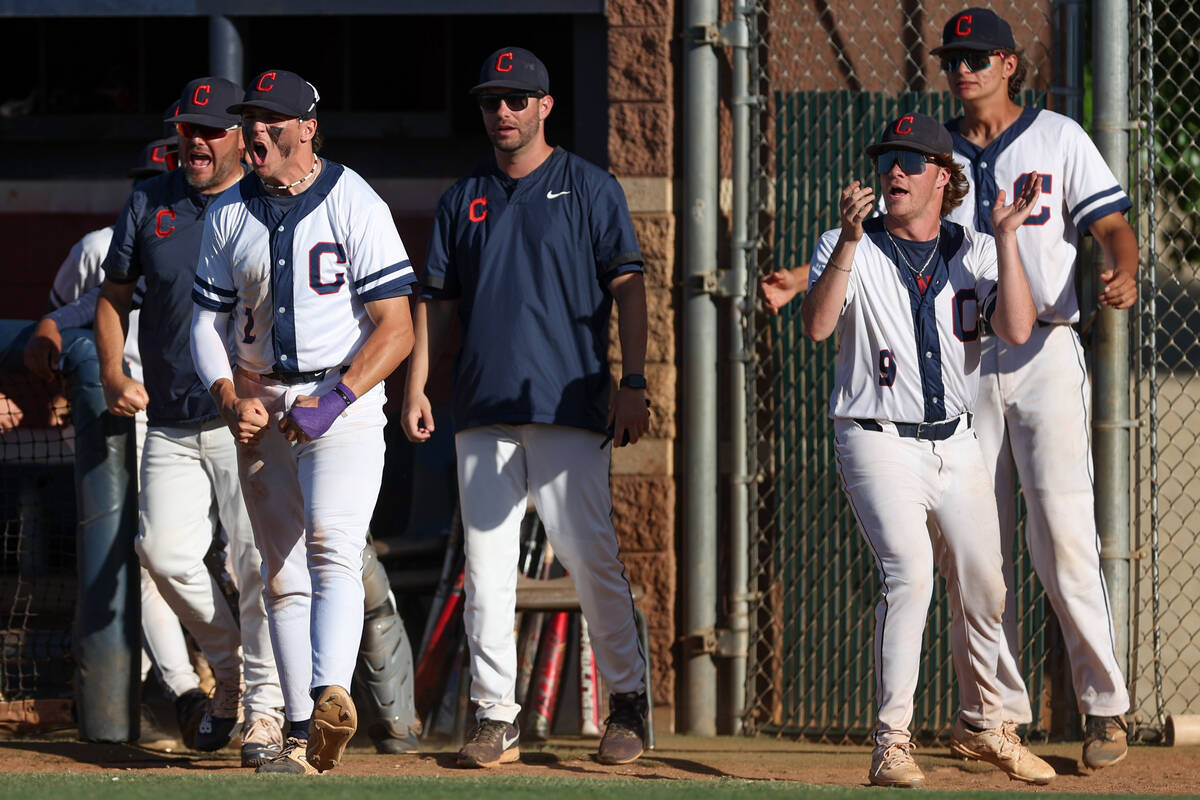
242, 307, 256, 344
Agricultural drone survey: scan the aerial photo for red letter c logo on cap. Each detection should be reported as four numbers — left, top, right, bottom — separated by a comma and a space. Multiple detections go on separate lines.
151, 145, 167, 164
257, 72, 277, 92
469, 197, 488, 222
895, 115, 914, 135
956, 15, 972, 36
496, 52, 514, 72
192, 84, 210, 106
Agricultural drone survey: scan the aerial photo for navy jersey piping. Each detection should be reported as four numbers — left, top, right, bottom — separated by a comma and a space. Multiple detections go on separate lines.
946, 107, 1041, 235
238, 160, 345, 373
864, 218, 965, 422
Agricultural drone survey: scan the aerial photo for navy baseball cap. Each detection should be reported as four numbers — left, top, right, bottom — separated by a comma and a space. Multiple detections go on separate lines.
170, 77, 242, 128
129, 137, 177, 178
470, 47, 550, 95
931, 8, 1016, 54
866, 113, 954, 157
228, 70, 321, 119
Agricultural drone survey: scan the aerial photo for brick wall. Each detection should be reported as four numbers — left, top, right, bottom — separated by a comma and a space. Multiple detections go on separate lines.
606, 0, 678, 730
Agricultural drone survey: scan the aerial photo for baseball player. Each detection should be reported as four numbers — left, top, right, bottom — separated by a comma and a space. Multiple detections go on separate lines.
800, 112, 1055, 787
95, 77, 286, 767
401, 47, 651, 769
189, 69, 416, 775
933, 8, 1137, 769
21, 138, 212, 744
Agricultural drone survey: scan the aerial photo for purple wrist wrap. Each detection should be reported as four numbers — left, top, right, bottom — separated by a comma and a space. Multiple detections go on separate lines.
288, 382, 357, 440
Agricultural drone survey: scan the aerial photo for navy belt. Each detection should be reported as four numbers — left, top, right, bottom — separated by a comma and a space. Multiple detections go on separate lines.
261, 364, 349, 385
854, 413, 971, 441
979, 318, 1069, 338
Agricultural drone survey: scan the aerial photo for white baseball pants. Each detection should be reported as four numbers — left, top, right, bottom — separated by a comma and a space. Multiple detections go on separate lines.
133, 413, 201, 699
976, 324, 1130, 720
455, 424, 646, 723
135, 419, 283, 720
232, 369, 385, 723
834, 419, 1008, 745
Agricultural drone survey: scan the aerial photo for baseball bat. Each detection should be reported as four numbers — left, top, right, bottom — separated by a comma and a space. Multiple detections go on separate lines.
414, 567, 464, 719
417, 505, 464, 662
578, 616, 601, 736
524, 609, 569, 740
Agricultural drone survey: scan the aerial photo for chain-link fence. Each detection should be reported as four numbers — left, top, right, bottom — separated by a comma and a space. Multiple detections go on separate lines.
742, 0, 1096, 740
0, 371, 77, 705
1131, 0, 1200, 739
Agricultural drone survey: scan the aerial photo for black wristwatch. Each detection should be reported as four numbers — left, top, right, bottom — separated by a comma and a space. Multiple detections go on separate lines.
619, 373, 647, 390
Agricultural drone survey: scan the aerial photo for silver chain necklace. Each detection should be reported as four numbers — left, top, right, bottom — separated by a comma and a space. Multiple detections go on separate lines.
885, 227, 941, 278
262, 157, 319, 192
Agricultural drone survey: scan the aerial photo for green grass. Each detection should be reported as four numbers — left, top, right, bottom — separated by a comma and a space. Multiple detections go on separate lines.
1, 774, 1198, 800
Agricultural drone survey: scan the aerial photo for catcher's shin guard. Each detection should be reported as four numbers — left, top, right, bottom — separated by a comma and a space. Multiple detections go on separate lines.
356, 538, 420, 747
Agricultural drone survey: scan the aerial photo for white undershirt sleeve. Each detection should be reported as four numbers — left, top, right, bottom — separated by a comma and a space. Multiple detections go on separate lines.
190, 305, 234, 389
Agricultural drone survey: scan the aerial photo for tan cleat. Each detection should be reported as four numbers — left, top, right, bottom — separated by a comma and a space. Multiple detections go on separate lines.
308, 685, 357, 772
950, 718, 1055, 784
869, 740, 925, 788
255, 736, 320, 775
1082, 715, 1128, 769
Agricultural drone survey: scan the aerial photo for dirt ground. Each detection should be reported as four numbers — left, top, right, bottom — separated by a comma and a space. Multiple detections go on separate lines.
2, 731, 1199, 794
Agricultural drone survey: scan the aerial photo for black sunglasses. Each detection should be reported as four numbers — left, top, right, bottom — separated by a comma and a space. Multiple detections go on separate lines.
875, 150, 937, 175
939, 50, 1001, 73
477, 92, 544, 113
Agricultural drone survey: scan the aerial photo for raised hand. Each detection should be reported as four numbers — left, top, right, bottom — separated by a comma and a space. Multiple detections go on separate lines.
840, 181, 876, 241
992, 171, 1042, 235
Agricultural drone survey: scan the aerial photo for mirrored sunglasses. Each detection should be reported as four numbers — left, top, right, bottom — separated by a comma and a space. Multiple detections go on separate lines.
176, 121, 240, 139
939, 50, 1000, 73
875, 150, 937, 175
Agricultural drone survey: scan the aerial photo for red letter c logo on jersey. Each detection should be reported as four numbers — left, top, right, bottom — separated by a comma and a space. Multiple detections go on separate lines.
257, 72, 276, 92
469, 196, 488, 223
955, 15, 972, 36
894, 115, 914, 135
192, 84, 211, 106
154, 208, 176, 238
495, 52, 514, 72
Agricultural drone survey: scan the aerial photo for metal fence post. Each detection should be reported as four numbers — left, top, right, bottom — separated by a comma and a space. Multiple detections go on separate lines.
682, 0, 719, 736
1091, 0, 1132, 678
209, 15, 243, 85
725, 4, 752, 736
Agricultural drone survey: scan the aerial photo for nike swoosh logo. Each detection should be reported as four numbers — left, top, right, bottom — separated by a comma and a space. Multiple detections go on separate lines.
502, 732, 519, 749
546, 190, 571, 199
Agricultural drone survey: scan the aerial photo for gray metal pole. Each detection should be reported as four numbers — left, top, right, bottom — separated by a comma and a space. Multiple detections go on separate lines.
682, 0, 719, 736
1052, 0, 1085, 123
209, 15, 243, 85
1091, 0, 1132, 674
724, 5, 751, 736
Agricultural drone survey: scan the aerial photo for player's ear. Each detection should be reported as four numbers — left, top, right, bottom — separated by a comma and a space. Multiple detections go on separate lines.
299, 118, 318, 145
538, 94, 554, 121
934, 165, 950, 189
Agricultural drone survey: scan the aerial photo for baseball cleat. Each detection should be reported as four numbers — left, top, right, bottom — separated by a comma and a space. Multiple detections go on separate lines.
194, 677, 243, 751
241, 714, 284, 768
307, 685, 357, 772
457, 718, 520, 768
1082, 715, 1128, 769
255, 736, 320, 775
869, 740, 925, 788
597, 691, 648, 765
950, 718, 1056, 784
173, 688, 208, 750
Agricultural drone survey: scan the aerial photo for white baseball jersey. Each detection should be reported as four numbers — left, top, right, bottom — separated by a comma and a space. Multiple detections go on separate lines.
945, 108, 1131, 323
46, 225, 144, 383
810, 218, 999, 424
193, 160, 414, 375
